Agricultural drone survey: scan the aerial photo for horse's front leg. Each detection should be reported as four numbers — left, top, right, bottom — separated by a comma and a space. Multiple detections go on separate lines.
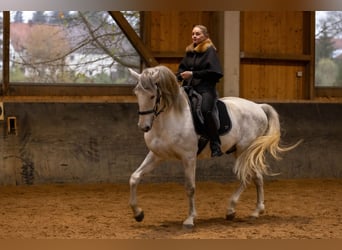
129, 151, 162, 222
182, 155, 197, 228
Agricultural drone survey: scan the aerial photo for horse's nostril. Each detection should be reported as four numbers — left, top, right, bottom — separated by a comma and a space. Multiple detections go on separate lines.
142, 126, 150, 132
138, 123, 150, 132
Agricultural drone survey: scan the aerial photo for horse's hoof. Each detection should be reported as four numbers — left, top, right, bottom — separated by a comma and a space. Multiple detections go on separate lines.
134, 211, 144, 222
249, 212, 261, 219
226, 212, 236, 220
250, 211, 263, 219
249, 215, 258, 220
182, 223, 194, 230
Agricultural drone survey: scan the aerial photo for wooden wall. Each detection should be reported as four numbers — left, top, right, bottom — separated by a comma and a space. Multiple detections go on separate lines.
143, 11, 222, 73
142, 11, 314, 101
239, 11, 313, 100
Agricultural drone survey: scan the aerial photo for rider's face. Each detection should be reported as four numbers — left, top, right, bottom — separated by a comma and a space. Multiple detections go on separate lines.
192, 27, 207, 45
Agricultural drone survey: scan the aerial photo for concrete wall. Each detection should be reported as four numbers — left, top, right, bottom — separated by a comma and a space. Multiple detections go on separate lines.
269, 103, 342, 179
0, 102, 341, 185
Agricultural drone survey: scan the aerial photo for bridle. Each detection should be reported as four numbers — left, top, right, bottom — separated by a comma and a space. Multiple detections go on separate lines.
137, 83, 164, 117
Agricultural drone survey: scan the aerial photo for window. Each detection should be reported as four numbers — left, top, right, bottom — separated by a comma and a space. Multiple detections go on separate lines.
9, 11, 140, 85
315, 11, 342, 88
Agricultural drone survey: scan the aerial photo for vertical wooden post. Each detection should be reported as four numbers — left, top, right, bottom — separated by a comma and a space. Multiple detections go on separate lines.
303, 11, 315, 100
2, 11, 10, 95
223, 11, 240, 97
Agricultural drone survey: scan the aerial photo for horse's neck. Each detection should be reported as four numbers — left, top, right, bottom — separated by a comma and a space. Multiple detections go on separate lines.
172, 88, 191, 116
145, 89, 197, 154
156, 89, 191, 127
179, 87, 191, 111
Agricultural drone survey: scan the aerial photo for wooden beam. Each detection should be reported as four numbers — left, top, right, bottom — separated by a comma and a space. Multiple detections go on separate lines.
240, 52, 311, 62
8, 83, 135, 96
2, 95, 137, 103
108, 11, 159, 67
305, 11, 316, 99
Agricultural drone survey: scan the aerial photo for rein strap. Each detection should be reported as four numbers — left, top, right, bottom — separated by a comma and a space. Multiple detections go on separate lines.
138, 109, 155, 115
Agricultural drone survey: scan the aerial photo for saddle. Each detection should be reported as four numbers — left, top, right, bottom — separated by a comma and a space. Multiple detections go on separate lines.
183, 86, 233, 155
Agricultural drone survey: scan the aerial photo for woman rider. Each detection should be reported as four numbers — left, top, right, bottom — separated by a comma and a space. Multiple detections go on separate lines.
177, 25, 223, 157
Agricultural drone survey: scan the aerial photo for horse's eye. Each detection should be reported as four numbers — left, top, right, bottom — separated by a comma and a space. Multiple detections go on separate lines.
150, 95, 155, 100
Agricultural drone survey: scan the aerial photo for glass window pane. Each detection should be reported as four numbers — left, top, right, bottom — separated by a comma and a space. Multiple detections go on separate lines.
10, 11, 140, 84
0, 12, 3, 83
315, 11, 342, 87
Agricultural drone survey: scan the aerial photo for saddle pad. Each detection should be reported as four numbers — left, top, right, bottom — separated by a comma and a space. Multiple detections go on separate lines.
191, 98, 232, 136
196, 99, 232, 155
217, 99, 232, 135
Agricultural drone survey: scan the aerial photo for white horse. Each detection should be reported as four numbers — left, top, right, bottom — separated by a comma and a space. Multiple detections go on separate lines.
129, 65, 299, 228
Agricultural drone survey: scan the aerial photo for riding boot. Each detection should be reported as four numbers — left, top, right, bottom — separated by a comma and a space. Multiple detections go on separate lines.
205, 111, 223, 157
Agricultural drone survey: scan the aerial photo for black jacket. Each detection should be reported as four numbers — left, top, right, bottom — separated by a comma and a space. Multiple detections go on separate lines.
177, 38, 223, 92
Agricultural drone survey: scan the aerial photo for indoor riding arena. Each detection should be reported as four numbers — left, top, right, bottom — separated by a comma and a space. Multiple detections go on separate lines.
0, 10, 341, 239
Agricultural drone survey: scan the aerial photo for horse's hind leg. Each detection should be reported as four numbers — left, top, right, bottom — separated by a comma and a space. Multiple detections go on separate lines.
226, 182, 246, 220
226, 172, 265, 220
251, 172, 265, 218
129, 151, 162, 222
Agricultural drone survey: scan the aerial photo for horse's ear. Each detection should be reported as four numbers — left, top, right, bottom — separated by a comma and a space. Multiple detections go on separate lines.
128, 68, 140, 80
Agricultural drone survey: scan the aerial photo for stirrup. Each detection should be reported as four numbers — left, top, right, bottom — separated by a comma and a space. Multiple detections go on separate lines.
211, 149, 223, 157
211, 146, 223, 157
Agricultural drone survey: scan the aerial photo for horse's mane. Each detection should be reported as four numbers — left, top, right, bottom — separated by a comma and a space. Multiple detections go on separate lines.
139, 65, 186, 113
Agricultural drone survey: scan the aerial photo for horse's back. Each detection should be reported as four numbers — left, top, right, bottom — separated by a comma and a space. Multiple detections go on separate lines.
219, 97, 270, 148
220, 97, 269, 118
220, 96, 259, 107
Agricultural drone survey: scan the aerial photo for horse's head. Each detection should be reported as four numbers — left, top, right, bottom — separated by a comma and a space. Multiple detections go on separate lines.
130, 66, 183, 132
129, 67, 161, 132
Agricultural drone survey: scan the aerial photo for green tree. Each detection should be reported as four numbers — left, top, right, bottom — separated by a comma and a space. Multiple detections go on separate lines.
315, 11, 342, 87
316, 58, 339, 86
48, 11, 74, 24
31, 11, 47, 24
315, 22, 335, 61
334, 58, 342, 86
13, 11, 23, 23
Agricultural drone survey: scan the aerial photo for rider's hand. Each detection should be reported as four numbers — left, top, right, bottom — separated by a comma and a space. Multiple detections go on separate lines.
180, 71, 193, 80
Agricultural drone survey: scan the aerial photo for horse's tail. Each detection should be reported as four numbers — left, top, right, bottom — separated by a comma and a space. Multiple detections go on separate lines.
234, 104, 301, 186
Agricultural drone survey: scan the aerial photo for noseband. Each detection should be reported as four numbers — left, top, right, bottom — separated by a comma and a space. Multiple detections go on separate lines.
138, 84, 164, 117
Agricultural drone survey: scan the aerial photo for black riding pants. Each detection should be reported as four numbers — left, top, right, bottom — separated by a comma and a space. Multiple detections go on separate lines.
194, 86, 220, 144
195, 87, 217, 115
